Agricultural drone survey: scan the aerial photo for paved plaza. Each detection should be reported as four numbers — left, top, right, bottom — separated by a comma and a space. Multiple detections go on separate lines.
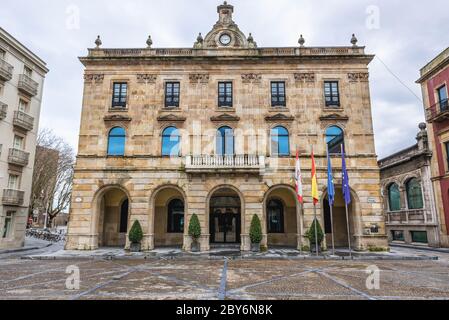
1, 243, 449, 300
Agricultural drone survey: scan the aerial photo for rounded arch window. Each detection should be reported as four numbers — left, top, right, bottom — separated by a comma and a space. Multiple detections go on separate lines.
271, 126, 290, 156
406, 178, 424, 210
162, 126, 181, 157
388, 183, 401, 212
326, 126, 344, 154
216, 126, 234, 156
107, 127, 126, 156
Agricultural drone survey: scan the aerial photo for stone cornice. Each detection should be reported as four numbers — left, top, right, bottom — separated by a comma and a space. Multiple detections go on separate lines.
103, 114, 132, 122
319, 113, 349, 121
157, 114, 187, 122
265, 113, 295, 122
210, 113, 240, 122
79, 47, 373, 66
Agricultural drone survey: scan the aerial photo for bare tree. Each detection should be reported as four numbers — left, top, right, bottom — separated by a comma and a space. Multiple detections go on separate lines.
31, 129, 75, 227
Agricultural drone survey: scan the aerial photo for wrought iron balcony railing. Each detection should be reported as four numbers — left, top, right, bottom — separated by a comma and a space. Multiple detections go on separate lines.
0, 58, 13, 82
425, 99, 449, 123
186, 155, 265, 173
18, 74, 39, 97
8, 148, 30, 167
2, 189, 25, 206
13, 111, 34, 131
0, 102, 7, 120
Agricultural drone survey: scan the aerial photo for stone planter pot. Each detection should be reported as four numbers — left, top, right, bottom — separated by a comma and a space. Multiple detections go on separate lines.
191, 240, 200, 253
310, 243, 322, 254
251, 243, 261, 252
130, 242, 141, 253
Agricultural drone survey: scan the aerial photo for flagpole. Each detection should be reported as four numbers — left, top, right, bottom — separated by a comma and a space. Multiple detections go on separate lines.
342, 144, 353, 259
312, 146, 319, 257
327, 145, 336, 257
296, 145, 303, 257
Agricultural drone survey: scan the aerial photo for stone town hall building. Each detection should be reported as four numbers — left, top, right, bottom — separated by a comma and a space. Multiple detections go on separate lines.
66, 2, 388, 251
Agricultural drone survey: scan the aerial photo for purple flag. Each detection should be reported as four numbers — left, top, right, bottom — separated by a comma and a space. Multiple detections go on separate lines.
341, 147, 351, 205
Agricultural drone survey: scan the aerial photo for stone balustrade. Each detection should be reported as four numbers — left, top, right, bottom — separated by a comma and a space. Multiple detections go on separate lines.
186, 155, 265, 172
387, 209, 433, 224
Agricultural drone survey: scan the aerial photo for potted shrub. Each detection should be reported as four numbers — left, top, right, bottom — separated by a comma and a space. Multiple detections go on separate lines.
128, 220, 143, 252
249, 215, 263, 252
306, 218, 324, 254
188, 214, 201, 252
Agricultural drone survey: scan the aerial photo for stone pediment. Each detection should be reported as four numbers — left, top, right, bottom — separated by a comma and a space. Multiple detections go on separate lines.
210, 113, 240, 122
264, 113, 294, 122
157, 114, 186, 122
104, 114, 132, 122
319, 113, 349, 121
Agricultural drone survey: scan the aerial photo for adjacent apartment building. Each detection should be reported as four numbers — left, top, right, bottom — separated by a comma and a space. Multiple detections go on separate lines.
418, 47, 449, 247
66, 2, 388, 251
0, 28, 49, 249
379, 123, 440, 247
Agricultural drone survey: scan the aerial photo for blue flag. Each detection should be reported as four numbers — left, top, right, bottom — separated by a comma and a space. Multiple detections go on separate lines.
342, 148, 351, 205
327, 149, 335, 206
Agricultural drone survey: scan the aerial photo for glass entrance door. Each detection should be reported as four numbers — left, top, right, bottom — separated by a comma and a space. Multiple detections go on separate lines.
210, 208, 241, 244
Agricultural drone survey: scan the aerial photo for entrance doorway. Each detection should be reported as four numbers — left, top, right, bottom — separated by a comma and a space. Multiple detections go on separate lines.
209, 189, 241, 244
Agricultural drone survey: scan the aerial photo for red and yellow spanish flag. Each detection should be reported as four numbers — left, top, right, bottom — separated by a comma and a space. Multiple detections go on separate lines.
311, 150, 319, 205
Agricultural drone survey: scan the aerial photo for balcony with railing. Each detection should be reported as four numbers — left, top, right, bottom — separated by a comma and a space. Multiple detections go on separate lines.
386, 209, 433, 225
425, 99, 449, 122
0, 102, 7, 120
2, 189, 25, 206
8, 148, 30, 167
13, 111, 34, 131
18, 74, 39, 97
185, 155, 265, 173
0, 58, 13, 82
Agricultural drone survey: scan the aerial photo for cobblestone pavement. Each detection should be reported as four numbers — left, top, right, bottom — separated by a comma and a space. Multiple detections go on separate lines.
1, 255, 449, 300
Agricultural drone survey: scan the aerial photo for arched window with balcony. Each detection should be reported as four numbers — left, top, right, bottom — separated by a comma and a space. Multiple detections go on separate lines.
107, 127, 126, 156
271, 126, 290, 156
162, 126, 181, 157
326, 126, 345, 154
216, 126, 234, 156
406, 178, 424, 210
388, 183, 401, 212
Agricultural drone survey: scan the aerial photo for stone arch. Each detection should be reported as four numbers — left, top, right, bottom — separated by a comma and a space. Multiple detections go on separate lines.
263, 184, 303, 249
206, 184, 245, 248
150, 184, 188, 248
91, 184, 131, 248
321, 186, 362, 249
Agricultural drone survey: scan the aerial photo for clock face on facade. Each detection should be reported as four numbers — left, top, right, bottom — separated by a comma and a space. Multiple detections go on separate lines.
219, 34, 231, 46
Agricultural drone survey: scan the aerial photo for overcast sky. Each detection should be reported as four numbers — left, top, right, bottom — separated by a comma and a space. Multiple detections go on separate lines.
1, 0, 448, 158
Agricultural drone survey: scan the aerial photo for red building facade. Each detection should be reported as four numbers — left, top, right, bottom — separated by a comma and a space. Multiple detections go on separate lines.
418, 47, 449, 247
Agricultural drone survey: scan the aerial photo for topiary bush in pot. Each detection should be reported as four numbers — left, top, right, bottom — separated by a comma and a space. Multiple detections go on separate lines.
249, 215, 263, 252
129, 220, 143, 252
306, 218, 324, 253
188, 214, 201, 252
